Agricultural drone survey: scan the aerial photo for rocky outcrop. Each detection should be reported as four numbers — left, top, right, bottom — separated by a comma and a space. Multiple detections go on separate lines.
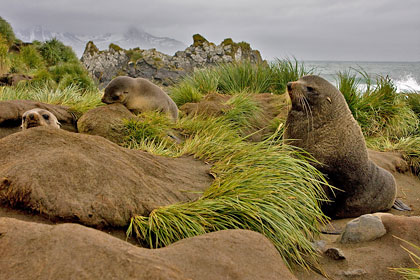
0, 127, 212, 227
0, 218, 295, 280
81, 34, 264, 88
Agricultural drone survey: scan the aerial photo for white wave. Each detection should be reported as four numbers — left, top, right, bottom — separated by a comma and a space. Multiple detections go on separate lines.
394, 74, 420, 92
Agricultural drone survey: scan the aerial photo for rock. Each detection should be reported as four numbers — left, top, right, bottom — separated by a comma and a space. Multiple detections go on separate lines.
312, 240, 327, 253
81, 35, 264, 89
0, 100, 77, 139
338, 214, 386, 243
342, 268, 367, 277
324, 248, 346, 260
0, 218, 295, 280
368, 149, 410, 174
0, 73, 32, 86
0, 127, 213, 227
77, 103, 136, 144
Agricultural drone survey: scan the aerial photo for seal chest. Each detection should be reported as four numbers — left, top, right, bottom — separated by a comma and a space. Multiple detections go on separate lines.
284, 75, 397, 218
102, 76, 179, 121
21, 108, 61, 130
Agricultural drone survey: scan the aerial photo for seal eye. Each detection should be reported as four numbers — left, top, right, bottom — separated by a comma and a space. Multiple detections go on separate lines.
22, 116, 26, 120
42, 114, 50, 120
307, 86, 315, 93
123, 91, 129, 94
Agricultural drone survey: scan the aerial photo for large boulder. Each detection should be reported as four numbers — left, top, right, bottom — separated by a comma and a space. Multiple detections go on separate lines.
0, 218, 296, 280
0, 127, 213, 227
0, 100, 77, 138
77, 103, 136, 144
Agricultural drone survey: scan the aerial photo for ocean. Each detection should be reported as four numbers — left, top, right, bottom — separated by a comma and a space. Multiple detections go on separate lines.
302, 61, 420, 93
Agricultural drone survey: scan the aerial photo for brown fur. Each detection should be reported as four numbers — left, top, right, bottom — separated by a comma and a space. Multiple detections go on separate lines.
102, 76, 178, 121
21, 108, 60, 130
284, 75, 396, 218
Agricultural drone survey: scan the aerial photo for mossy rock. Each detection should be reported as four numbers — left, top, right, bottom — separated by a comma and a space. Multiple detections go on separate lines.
109, 43, 123, 52
84, 41, 99, 56
192, 34, 208, 47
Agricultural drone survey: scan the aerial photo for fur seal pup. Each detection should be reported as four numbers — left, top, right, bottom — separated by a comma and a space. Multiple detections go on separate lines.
21, 108, 61, 130
284, 75, 408, 218
101, 76, 179, 121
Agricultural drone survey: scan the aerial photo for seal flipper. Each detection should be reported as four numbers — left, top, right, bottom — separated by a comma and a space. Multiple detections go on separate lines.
392, 198, 411, 211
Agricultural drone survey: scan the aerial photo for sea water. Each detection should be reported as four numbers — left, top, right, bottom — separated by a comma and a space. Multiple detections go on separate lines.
302, 61, 420, 93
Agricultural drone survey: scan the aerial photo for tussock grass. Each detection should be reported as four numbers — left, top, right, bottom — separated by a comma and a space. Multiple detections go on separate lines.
125, 113, 329, 269
270, 58, 314, 93
216, 61, 273, 94
337, 70, 418, 138
390, 237, 420, 279
222, 92, 262, 130
169, 58, 313, 107
0, 84, 102, 113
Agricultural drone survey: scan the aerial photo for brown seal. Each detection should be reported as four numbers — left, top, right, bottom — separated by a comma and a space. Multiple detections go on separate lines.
284, 75, 398, 218
21, 108, 61, 130
101, 76, 178, 121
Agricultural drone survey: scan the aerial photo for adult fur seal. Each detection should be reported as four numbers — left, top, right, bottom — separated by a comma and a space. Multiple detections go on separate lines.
21, 108, 61, 130
284, 75, 408, 218
102, 76, 178, 121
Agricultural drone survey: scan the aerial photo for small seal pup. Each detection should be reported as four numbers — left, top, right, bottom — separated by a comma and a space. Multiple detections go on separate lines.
284, 75, 409, 218
21, 108, 61, 130
101, 76, 178, 121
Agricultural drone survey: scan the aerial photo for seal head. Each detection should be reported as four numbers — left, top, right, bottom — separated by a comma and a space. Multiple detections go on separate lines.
21, 108, 61, 130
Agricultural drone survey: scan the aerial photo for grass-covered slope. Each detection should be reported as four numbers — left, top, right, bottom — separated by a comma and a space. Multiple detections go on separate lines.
0, 16, 96, 92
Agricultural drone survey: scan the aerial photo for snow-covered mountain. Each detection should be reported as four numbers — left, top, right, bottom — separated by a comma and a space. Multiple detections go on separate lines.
15, 26, 187, 57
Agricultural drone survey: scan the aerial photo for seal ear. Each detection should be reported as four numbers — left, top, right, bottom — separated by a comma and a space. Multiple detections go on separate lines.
326, 97, 332, 103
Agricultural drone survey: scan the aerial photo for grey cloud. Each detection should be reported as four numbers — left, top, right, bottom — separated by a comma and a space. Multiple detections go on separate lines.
1, 0, 419, 61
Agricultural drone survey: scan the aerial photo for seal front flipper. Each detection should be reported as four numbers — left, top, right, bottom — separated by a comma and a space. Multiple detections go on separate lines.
392, 198, 411, 211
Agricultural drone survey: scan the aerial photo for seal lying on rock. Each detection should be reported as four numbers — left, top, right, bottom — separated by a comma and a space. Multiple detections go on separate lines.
102, 76, 178, 121
284, 75, 409, 218
21, 108, 61, 130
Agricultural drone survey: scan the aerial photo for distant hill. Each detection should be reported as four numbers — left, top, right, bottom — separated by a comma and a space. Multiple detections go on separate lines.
15, 26, 187, 57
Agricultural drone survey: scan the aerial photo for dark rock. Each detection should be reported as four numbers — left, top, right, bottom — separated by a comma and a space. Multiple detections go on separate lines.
0, 127, 213, 227
0, 73, 32, 86
338, 214, 386, 243
324, 248, 346, 260
0, 218, 296, 280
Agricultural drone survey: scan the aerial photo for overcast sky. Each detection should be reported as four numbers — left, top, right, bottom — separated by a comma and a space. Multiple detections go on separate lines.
1, 0, 419, 61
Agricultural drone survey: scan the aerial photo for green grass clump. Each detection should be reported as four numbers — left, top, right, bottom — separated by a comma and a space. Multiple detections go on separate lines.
169, 58, 313, 107
48, 62, 96, 91
406, 93, 420, 121
20, 45, 45, 70
125, 113, 329, 269
216, 61, 273, 94
38, 38, 79, 66
390, 237, 420, 279
338, 70, 418, 138
0, 35, 10, 75
270, 58, 314, 93
123, 111, 179, 156
0, 84, 102, 113
222, 92, 262, 130
0, 17, 15, 46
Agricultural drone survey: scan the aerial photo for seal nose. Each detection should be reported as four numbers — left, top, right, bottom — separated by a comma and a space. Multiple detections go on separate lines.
287, 82, 293, 92
29, 113, 35, 120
